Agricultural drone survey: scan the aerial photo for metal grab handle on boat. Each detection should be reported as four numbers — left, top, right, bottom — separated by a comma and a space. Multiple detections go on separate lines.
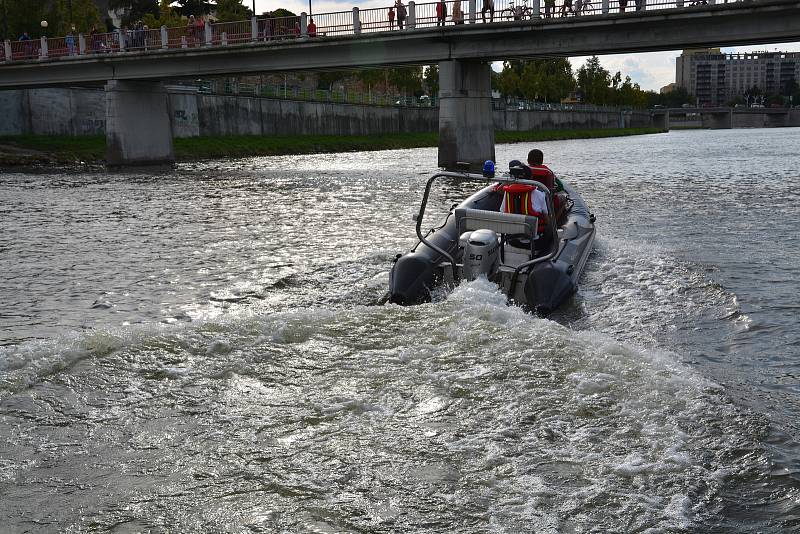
415, 171, 557, 285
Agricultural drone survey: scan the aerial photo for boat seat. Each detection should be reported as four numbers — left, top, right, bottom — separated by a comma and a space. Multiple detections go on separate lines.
455, 208, 538, 240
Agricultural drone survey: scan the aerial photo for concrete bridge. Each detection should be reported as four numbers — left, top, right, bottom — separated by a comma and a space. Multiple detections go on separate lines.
2, 0, 799, 167
652, 106, 799, 128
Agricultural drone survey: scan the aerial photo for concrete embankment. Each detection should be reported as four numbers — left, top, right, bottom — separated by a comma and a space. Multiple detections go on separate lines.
0, 87, 652, 138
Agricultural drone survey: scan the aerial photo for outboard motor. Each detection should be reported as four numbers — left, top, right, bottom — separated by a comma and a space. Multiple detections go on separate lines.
459, 229, 500, 280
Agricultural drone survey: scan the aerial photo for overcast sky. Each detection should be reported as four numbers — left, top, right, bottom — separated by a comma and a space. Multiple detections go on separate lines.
247, 0, 800, 91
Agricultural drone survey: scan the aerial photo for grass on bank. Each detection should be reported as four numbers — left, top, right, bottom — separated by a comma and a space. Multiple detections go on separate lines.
0, 128, 666, 165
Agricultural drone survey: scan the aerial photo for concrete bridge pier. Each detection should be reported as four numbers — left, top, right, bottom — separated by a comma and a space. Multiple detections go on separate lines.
651, 111, 670, 130
437, 60, 495, 171
702, 110, 732, 129
105, 80, 174, 167
765, 112, 788, 128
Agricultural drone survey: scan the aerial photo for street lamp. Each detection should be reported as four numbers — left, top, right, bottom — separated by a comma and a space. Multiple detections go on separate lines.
40, 19, 48, 38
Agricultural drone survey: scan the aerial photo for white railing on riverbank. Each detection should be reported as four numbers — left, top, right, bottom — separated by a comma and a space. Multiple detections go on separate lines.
0, 0, 743, 64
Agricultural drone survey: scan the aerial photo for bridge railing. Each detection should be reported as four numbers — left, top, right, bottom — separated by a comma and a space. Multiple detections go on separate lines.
258, 16, 302, 40
0, 0, 745, 64
311, 10, 354, 36
359, 6, 398, 32
212, 20, 254, 44
9, 40, 40, 60
124, 28, 163, 52
87, 31, 121, 54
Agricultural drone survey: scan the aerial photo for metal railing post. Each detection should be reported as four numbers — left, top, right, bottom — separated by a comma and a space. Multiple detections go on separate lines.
469, 0, 476, 22
221, 31, 228, 45
602, 0, 609, 12
205, 22, 212, 46
301, 12, 308, 36
118, 29, 126, 51
39, 36, 48, 58
181, 35, 187, 48
353, 7, 361, 34
408, 1, 416, 28
3, 40, 11, 62
160, 25, 168, 49
251, 16, 258, 40
533, 0, 540, 17
78, 33, 86, 54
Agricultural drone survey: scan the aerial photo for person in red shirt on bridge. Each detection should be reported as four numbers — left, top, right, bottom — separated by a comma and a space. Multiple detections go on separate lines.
436, 0, 448, 26
308, 18, 317, 37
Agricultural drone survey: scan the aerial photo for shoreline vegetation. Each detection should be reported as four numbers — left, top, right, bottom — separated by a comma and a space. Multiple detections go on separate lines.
0, 128, 666, 167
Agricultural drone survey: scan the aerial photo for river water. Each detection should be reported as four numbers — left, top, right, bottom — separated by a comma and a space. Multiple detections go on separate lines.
0, 128, 798, 532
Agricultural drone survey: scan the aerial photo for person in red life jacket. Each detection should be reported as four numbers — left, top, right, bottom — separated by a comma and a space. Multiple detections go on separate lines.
308, 18, 317, 37
498, 161, 550, 236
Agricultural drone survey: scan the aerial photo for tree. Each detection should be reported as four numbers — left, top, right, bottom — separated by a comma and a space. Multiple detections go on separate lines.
576, 56, 612, 105
387, 66, 423, 95
266, 8, 296, 18
108, 0, 158, 26
496, 59, 575, 102
142, 0, 183, 28
497, 60, 524, 98
1, 0, 101, 38
215, 0, 252, 22
173, 0, 213, 16
424, 64, 439, 95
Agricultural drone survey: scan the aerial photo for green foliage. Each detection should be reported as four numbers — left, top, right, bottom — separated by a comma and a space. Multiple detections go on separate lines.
267, 8, 297, 18
108, 0, 158, 26
58, 0, 103, 33
174, 0, 213, 16
387, 66, 423, 94
215, 0, 252, 22
142, 0, 183, 29
424, 65, 439, 95
576, 56, 612, 105
0, 0, 102, 39
647, 86, 693, 107
519, 58, 574, 102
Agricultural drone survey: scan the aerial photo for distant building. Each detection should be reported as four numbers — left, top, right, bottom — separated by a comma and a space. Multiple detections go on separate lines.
676, 48, 800, 106
660, 83, 678, 94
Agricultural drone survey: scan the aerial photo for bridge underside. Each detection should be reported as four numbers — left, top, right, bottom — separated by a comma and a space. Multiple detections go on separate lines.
2, 0, 799, 88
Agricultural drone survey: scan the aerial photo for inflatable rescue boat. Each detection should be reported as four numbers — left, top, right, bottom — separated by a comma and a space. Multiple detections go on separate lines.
388, 165, 596, 315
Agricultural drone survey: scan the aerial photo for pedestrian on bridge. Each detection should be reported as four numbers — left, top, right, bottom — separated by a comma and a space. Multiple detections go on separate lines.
544, 0, 555, 17
396, 0, 407, 29
436, 0, 448, 26
66, 30, 76, 56
481, 0, 495, 23
618, 0, 628, 12
452, 1, 464, 24
389, 6, 396, 28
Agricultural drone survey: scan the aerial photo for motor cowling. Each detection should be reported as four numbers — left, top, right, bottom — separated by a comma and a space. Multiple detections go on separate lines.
460, 229, 500, 280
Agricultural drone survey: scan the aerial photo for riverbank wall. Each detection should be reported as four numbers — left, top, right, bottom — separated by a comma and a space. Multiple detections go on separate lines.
0, 87, 653, 138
